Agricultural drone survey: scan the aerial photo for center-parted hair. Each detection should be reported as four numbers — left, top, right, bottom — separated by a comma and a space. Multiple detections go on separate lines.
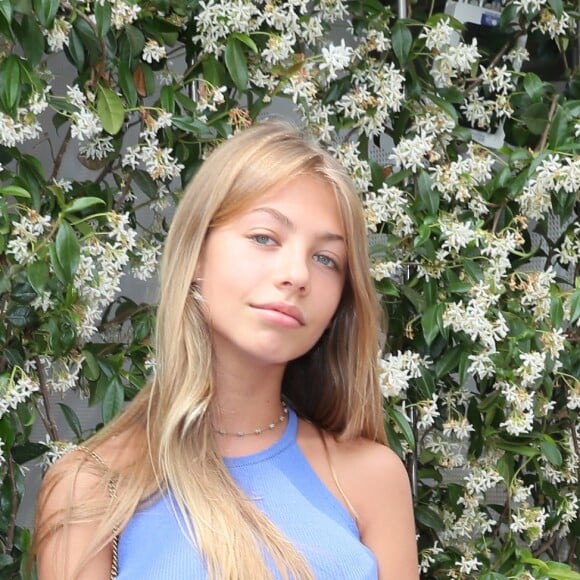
34, 120, 386, 580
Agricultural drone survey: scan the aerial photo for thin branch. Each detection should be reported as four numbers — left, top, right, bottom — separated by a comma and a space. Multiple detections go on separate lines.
535, 93, 559, 154
35, 356, 59, 441
50, 126, 72, 182
5, 457, 18, 553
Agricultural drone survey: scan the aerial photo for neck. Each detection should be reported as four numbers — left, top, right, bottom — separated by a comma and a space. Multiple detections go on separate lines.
211, 364, 288, 456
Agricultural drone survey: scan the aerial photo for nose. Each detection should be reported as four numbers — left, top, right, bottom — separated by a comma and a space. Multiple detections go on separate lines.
275, 245, 310, 294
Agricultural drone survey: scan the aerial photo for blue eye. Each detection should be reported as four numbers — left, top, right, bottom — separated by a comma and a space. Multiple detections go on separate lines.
315, 254, 338, 269
251, 234, 275, 245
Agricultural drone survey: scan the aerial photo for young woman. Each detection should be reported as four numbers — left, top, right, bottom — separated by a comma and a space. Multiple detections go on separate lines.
34, 121, 418, 579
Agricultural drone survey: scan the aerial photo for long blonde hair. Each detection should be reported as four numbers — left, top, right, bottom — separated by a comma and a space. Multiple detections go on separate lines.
34, 120, 386, 579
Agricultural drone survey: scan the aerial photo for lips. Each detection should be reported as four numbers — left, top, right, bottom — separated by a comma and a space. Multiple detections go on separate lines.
253, 302, 305, 326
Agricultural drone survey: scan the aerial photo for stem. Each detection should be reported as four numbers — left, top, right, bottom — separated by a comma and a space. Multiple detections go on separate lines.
535, 93, 559, 154
50, 126, 72, 182
35, 356, 59, 441
5, 457, 18, 553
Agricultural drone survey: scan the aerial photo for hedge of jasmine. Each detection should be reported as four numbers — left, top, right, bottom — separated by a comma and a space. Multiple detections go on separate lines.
0, 0, 578, 577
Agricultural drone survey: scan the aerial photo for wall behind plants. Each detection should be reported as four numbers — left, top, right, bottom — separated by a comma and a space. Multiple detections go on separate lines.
0, 0, 578, 578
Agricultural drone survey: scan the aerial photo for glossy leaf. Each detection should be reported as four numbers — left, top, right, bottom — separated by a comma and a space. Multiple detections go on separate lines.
225, 36, 248, 92
55, 221, 80, 284
97, 86, 125, 135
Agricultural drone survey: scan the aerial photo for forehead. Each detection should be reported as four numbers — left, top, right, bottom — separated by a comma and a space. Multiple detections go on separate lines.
243, 174, 344, 221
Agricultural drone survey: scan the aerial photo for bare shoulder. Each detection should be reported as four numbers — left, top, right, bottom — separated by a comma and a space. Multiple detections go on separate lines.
327, 436, 419, 579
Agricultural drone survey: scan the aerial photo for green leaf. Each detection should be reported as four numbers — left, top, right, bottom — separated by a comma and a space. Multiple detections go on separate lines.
421, 303, 443, 347
27, 260, 49, 294
415, 504, 445, 532
547, 0, 563, 17
0, 55, 21, 110
66, 26, 86, 71
32, 0, 59, 28
16, 15, 44, 67
63, 197, 106, 214
118, 61, 138, 108
0, 185, 30, 198
569, 288, 580, 324
55, 221, 80, 284
102, 378, 124, 424
389, 407, 415, 449
549, 296, 563, 329
523, 73, 543, 101
6, 305, 37, 327
97, 86, 125, 135
11, 441, 49, 464
540, 435, 563, 467
94, 0, 111, 38
435, 345, 463, 378
225, 36, 248, 92
124, 24, 145, 58
392, 20, 413, 66
58, 403, 83, 439
232, 32, 258, 53
522, 103, 549, 135
417, 170, 438, 215
0, 0, 12, 25
548, 107, 571, 149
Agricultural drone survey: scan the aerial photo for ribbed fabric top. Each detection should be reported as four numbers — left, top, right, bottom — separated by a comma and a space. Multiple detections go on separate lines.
117, 408, 378, 579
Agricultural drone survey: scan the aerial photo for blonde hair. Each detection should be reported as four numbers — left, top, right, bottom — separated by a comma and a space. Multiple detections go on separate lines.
34, 120, 386, 579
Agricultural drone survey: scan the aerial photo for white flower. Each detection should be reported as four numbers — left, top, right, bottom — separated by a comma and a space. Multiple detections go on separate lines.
79, 135, 115, 160
111, 0, 141, 30
457, 554, 482, 574
0, 371, 40, 420
390, 132, 434, 172
44, 18, 72, 52
319, 39, 353, 81
142, 39, 167, 63
514, 0, 546, 13
420, 18, 455, 50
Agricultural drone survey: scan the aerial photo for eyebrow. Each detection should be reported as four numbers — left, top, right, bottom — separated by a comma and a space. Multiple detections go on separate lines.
250, 206, 345, 243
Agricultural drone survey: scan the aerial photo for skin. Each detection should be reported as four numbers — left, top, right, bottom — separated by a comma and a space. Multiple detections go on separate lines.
36, 174, 418, 579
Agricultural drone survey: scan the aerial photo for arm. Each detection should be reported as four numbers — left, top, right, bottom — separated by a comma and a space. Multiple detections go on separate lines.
35, 454, 115, 580
338, 441, 419, 579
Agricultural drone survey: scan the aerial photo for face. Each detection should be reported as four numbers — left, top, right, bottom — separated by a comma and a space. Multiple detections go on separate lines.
197, 174, 347, 372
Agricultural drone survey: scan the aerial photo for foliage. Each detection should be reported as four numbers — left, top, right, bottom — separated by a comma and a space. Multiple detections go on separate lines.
0, 0, 578, 577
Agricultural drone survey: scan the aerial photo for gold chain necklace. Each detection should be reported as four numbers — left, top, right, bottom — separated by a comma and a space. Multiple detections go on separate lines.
214, 401, 288, 437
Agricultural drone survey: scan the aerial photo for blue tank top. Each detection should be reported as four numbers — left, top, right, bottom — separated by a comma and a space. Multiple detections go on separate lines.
117, 408, 378, 578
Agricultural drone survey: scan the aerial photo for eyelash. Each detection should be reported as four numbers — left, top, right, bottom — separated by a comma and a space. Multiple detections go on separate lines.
249, 234, 340, 271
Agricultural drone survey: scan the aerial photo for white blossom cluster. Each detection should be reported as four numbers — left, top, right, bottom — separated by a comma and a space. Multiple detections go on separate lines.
443, 282, 508, 351
37, 436, 77, 471
439, 215, 481, 254
518, 268, 556, 322
0, 371, 40, 420
107, 0, 142, 30
431, 143, 493, 217
73, 212, 137, 342
481, 228, 524, 287
518, 154, 580, 221
378, 350, 430, 399
532, 9, 573, 39
328, 141, 372, 193
369, 259, 404, 282
123, 111, 184, 182
0, 91, 46, 147
38, 354, 85, 394
363, 184, 414, 236
541, 426, 579, 486
44, 18, 71, 52
556, 223, 580, 266
335, 62, 405, 137
6, 209, 52, 265
66, 85, 103, 143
